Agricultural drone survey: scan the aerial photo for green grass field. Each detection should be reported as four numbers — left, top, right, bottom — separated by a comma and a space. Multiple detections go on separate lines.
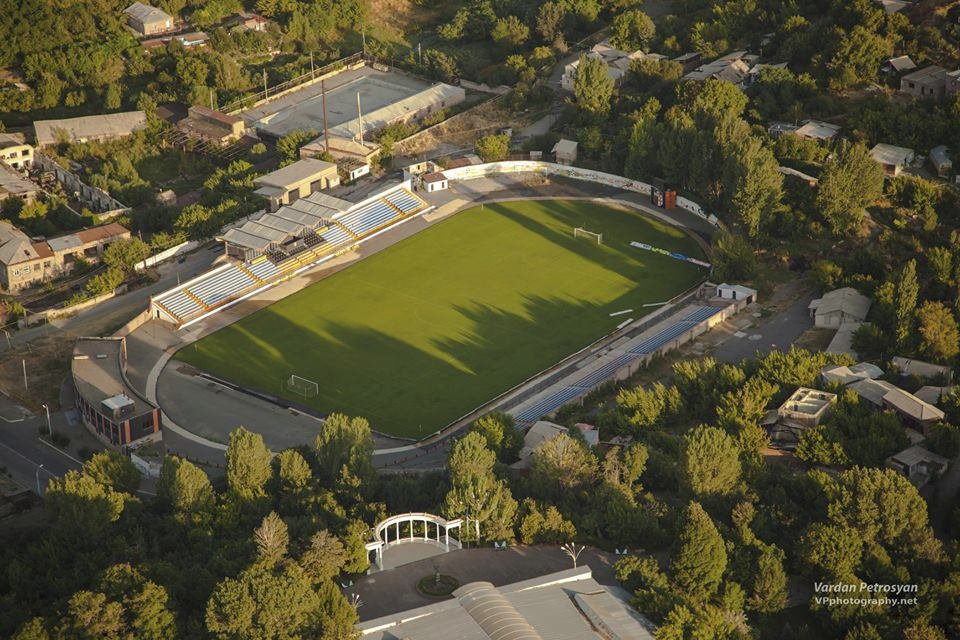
178, 199, 707, 438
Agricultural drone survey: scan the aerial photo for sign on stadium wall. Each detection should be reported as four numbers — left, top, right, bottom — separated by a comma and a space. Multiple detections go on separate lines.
442, 161, 720, 227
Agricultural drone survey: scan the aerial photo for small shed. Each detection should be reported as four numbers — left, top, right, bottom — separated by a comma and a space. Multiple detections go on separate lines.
930, 145, 952, 178
869, 143, 915, 176
552, 139, 578, 165
422, 171, 449, 193
716, 283, 757, 303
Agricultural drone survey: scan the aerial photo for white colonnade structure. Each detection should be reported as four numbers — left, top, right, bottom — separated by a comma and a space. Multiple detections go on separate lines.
365, 512, 463, 572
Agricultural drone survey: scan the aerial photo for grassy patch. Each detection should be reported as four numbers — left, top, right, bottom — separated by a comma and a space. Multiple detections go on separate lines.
179, 200, 706, 437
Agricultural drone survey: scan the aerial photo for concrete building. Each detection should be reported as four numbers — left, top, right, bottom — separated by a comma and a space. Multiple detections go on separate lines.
552, 139, 578, 165
900, 65, 947, 98
794, 120, 841, 142
253, 158, 340, 212
71, 337, 160, 447
0, 164, 39, 205
360, 567, 655, 640
716, 283, 757, 302
869, 143, 914, 176
124, 2, 174, 36
421, 171, 448, 193
177, 106, 246, 145
930, 145, 952, 177
886, 445, 949, 486
809, 287, 871, 328
0, 133, 33, 170
777, 387, 837, 428
34, 111, 148, 147
0, 222, 130, 292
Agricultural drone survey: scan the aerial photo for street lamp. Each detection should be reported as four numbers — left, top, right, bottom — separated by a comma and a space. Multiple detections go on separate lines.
35, 464, 43, 495
41, 404, 52, 438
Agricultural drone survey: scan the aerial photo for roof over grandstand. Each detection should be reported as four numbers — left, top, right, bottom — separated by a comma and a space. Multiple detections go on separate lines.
359, 567, 654, 640
34, 111, 147, 146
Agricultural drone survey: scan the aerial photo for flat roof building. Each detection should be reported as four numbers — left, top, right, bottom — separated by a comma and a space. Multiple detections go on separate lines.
34, 111, 148, 147
71, 337, 160, 447
254, 158, 340, 212
359, 567, 654, 640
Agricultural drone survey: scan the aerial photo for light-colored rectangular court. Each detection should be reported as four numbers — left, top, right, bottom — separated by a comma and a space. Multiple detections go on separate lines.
240, 66, 464, 140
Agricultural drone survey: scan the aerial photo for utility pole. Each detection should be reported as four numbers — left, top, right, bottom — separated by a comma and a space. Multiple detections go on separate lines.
321, 79, 329, 153
356, 91, 364, 146
42, 403, 52, 438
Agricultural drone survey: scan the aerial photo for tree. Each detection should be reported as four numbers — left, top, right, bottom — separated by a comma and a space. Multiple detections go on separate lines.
816, 140, 884, 236
491, 16, 530, 48
46, 470, 125, 536
226, 427, 273, 501
682, 425, 741, 497
671, 502, 727, 599
916, 301, 960, 362
442, 432, 518, 542
300, 530, 345, 583
609, 10, 655, 52
254, 511, 289, 567
896, 260, 919, 348
157, 456, 214, 519
83, 451, 140, 494
469, 412, 522, 462
529, 433, 597, 502
474, 133, 510, 162
574, 55, 614, 121
535, 2, 565, 42
313, 413, 374, 486
102, 237, 149, 274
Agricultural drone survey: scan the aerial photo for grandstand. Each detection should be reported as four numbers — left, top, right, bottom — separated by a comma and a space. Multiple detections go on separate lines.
511, 305, 724, 424
151, 183, 429, 326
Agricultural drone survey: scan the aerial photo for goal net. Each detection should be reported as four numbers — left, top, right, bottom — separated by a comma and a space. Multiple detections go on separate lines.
574, 227, 603, 245
286, 374, 319, 398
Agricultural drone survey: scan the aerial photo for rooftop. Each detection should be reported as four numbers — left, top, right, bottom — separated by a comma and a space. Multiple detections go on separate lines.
253, 158, 338, 189
71, 337, 156, 418
34, 111, 147, 146
359, 567, 654, 640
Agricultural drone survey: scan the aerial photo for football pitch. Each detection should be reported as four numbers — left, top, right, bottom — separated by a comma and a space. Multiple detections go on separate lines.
178, 199, 708, 438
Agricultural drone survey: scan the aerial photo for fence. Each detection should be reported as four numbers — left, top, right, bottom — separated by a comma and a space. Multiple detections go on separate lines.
441, 160, 720, 226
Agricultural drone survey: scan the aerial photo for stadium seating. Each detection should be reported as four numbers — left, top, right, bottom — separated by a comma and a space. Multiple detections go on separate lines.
513, 306, 725, 424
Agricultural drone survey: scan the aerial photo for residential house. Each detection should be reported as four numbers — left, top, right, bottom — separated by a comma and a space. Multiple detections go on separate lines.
682, 51, 759, 85
124, 2, 174, 36
552, 139, 578, 165
777, 387, 837, 428
886, 445, 950, 486
794, 120, 841, 142
253, 158, 340, 212
930, 145, 952, 178
900, 65, 947, 98
869, 143, 914, 176
809, 287, 871, 328
0, 221, 130, 292
0, 133, 33, 170
890, 356, 953, 382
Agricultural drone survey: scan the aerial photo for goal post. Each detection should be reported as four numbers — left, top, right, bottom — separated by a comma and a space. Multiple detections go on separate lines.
574, 227, 603, 245
286, 374, 319, 398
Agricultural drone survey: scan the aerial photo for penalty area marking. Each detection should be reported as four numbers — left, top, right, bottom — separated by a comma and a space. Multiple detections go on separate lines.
616, 318, 634, 330
609, 309, 633, 316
